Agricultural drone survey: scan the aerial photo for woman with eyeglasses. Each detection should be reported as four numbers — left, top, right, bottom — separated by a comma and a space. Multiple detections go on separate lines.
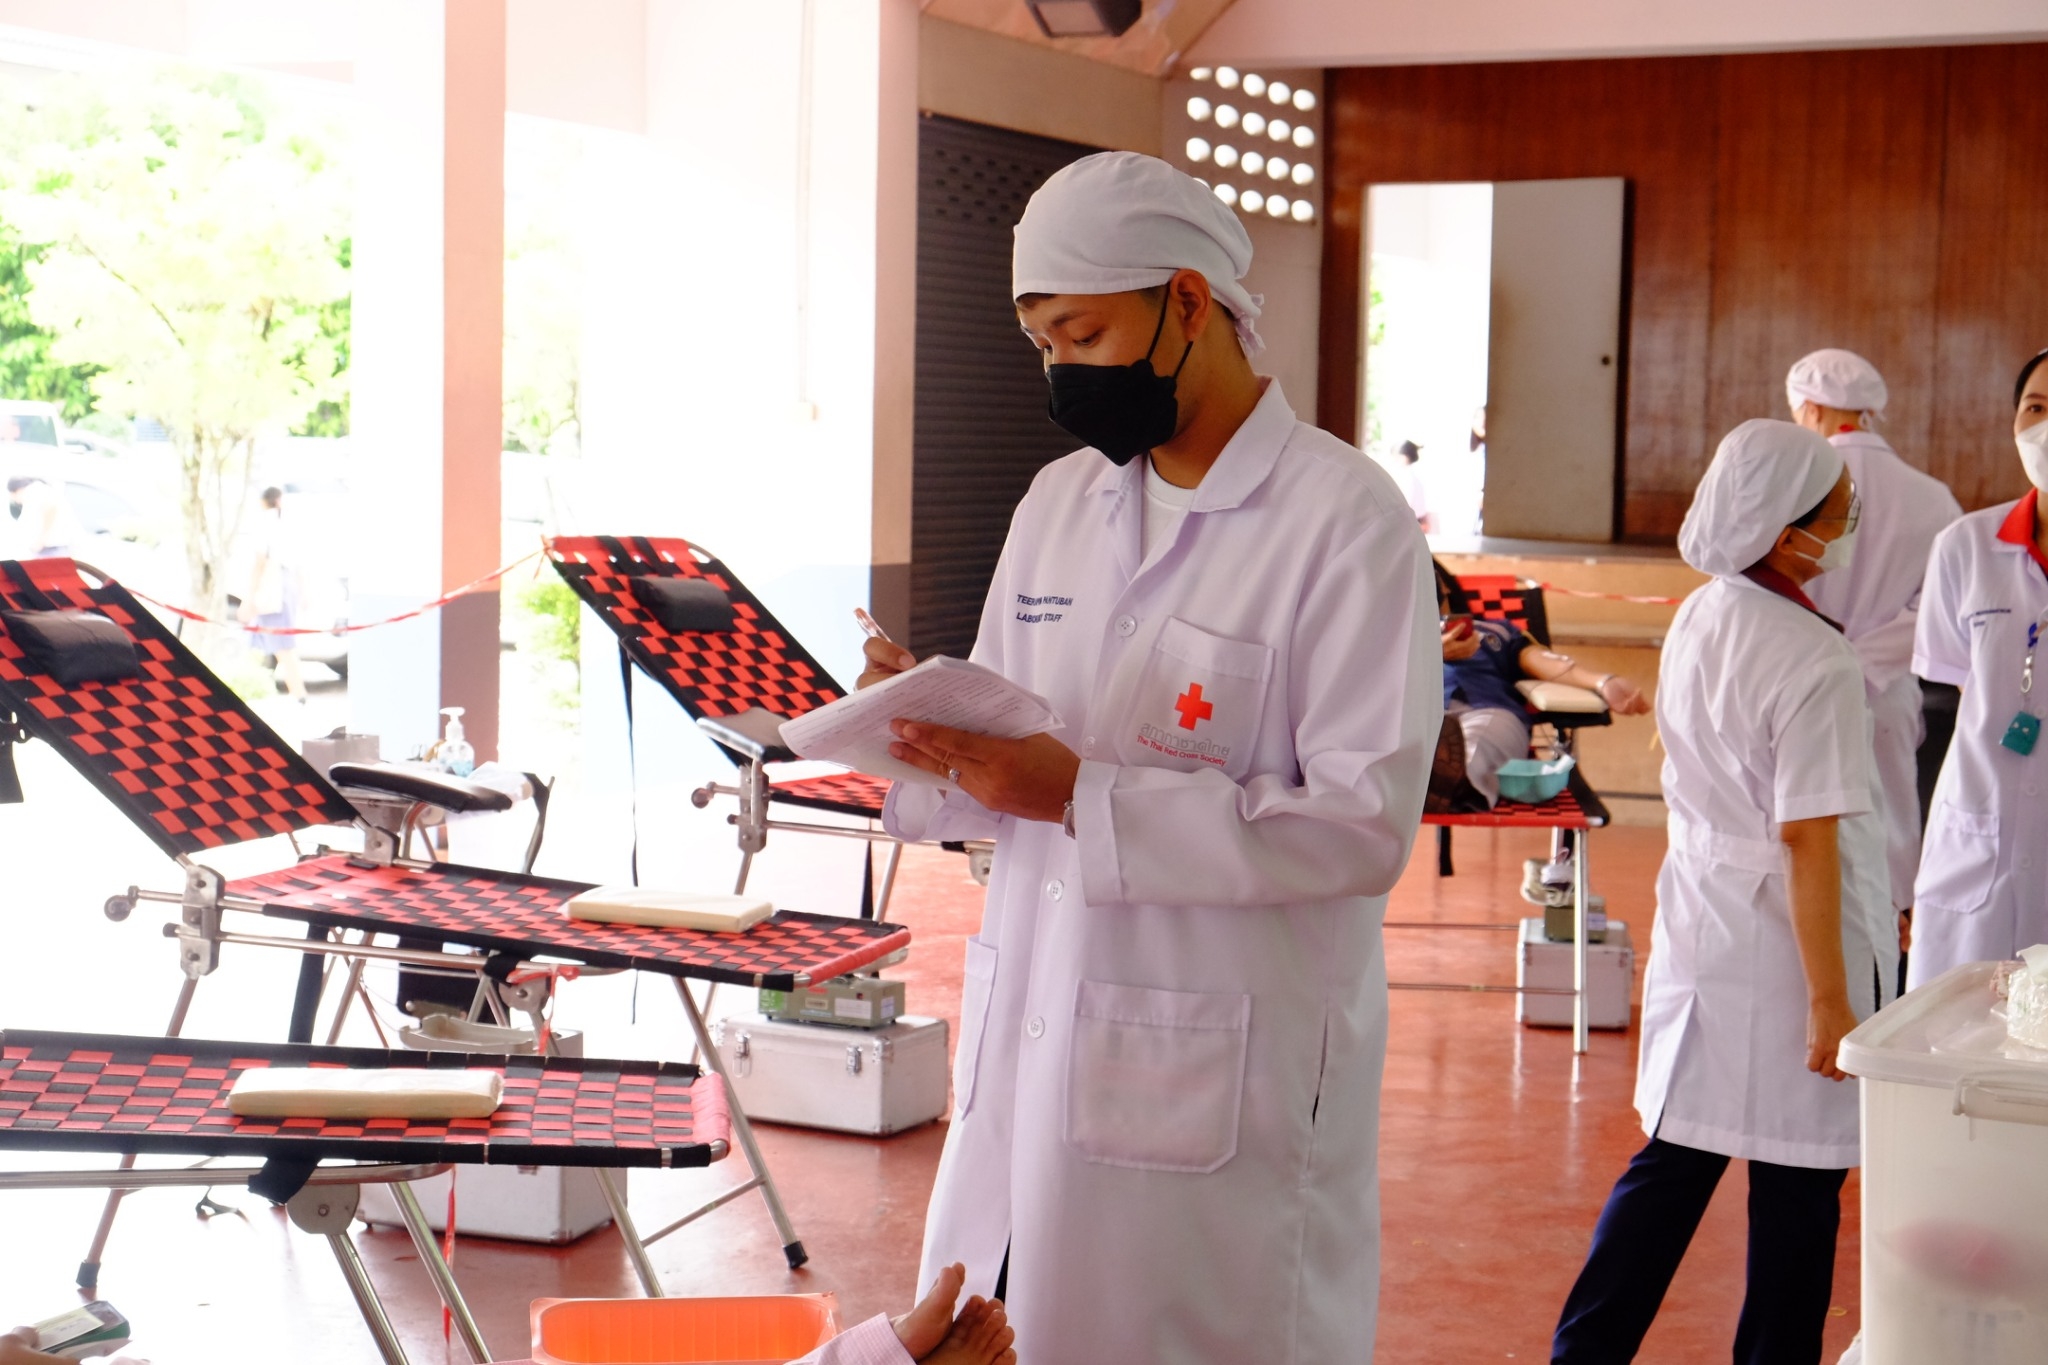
1905, 347, 2048, 988
1551, 420, 1895, 1365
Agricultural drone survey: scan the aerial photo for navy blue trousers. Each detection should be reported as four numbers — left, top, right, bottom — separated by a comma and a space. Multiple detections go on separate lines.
1552, 1136, 1847, 1365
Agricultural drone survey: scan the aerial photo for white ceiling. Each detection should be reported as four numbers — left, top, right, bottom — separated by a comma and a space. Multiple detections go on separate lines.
1189, 0, 2048, 69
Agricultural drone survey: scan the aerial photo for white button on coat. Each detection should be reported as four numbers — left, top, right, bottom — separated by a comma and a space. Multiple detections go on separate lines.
1806, 429, 1963, 911
883, 380, 1440, 1364
1912, 495, 2048, 981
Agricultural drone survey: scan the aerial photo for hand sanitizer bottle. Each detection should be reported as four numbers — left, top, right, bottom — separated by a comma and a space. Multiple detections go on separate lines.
438, 707, 475, 777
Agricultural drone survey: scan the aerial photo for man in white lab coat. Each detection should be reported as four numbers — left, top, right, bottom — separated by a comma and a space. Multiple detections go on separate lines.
1551, 420, 1894, 1365
863, 152, 1441, 1363
1786, 349, 1963, 956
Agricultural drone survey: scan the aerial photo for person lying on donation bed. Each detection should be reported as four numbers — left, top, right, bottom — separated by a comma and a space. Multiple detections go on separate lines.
1434, 560, 1649, 810
791, 1263, 1015, 1365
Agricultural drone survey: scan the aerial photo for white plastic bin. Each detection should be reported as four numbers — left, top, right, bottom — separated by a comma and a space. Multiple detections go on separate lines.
1839, 962, 2048, 1364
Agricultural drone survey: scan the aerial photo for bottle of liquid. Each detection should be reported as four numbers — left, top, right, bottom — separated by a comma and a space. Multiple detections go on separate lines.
437, 707, 475, 777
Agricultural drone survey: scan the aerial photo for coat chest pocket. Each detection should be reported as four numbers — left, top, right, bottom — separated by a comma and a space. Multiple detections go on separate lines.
1915, 802, 1999, 915
1117, 617, 1275, 782
953, 937, 999, 1118
1064, 980, 1250, 1174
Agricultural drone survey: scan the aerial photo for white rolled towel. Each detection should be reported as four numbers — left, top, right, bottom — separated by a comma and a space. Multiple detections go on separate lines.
228, 1068, 504, 1119
565, 887, 774, 933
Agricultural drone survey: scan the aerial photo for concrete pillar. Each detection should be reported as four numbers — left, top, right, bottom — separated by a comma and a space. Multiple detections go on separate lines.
349, 0, 504, 762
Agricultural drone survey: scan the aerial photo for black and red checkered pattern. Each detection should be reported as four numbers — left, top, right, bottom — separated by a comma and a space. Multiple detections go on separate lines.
1423, 767, 1610, 831
0, 1029, 727, 1168
0, 559, 359, 857
549, 536, 843, 722
230, 855, 911, 990
770, 771, 890, 819
1455, 574, 1552, 647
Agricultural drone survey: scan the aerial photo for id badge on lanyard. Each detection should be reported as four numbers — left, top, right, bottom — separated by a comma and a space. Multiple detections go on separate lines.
2006, 619, 2046, 756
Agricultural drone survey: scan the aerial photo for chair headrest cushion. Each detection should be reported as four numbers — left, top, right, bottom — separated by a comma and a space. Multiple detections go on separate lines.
0, 608, 142, 686
629, 576, 737, 634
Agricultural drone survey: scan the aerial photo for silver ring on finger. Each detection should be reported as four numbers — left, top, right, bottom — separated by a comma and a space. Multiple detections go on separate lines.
946, 767, 961, 785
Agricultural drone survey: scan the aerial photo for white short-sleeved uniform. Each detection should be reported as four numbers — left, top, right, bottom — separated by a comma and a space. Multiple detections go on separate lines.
1909, 493, 2048, 985
883, 381, 1442, 1364
1637, 576, 1895, 1169
1806, 430, 1962, 909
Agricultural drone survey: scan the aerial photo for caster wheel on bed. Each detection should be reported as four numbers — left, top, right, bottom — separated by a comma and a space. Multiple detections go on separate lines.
104, 888, 136, 921
783, 1240, 809, 1270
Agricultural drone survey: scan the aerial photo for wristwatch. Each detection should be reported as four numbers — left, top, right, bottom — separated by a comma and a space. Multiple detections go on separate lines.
1062, 799, 1077, 838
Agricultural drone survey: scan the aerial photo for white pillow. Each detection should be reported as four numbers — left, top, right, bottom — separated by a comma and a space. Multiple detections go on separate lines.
229, 1068, 503, 1119
1515, 679, 1609, 714
566, 887, 774, 933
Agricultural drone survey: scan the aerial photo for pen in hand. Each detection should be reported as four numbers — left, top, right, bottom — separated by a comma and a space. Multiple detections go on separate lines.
855, 606, 916, 686
854, 606, 893, 642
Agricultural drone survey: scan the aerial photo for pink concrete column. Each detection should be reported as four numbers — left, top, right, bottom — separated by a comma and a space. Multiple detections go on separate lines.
439, 0, 506, 763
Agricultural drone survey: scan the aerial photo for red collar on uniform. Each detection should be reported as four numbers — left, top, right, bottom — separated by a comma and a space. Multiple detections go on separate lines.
1996, 489, 2048, 577
1740, 564, 1843, 631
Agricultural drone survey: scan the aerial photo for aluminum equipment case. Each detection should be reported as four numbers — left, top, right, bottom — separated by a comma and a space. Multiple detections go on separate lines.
711, 1012, 949, 1136
360, 1019, 613, 1244
1517, 916, 1635, 1030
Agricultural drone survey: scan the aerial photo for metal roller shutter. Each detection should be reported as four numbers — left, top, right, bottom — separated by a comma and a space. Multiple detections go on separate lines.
911, 114, 1100, 660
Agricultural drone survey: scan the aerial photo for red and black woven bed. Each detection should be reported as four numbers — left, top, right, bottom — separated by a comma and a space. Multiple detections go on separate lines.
0, 555, 912, 1277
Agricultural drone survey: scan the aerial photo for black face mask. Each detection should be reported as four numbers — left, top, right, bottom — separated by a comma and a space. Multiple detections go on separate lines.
1044, 293, 1194, 466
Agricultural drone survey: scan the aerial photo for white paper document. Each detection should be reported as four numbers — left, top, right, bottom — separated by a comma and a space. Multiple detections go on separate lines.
780, 655, 1062, 787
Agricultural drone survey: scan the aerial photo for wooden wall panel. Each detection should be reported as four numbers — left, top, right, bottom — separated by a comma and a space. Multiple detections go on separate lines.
1932, 43, 2048, 510
1320, 42, 2048, 540
1705, 50, 1948, 468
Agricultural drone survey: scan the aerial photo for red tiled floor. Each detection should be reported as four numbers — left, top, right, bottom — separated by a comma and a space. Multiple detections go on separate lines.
0, 830, 1862, 1362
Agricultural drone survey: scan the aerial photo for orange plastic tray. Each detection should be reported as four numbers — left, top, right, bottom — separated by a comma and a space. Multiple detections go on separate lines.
530, 1295, 840, 1365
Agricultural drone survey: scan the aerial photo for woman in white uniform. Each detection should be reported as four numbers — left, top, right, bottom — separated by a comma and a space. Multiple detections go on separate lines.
862, 153, 1442, 1363
1551, 420, 1895, 1364
1786, 350, 1962, 943
1908, 347, 2048, 985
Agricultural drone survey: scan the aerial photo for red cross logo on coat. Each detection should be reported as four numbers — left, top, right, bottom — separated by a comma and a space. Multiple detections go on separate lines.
1174, 682, 1214, 730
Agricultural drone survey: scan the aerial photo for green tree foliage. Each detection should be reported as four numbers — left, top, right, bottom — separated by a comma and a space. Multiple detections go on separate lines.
0, 220, 100, 420
292, 235, 351, 437
0, 68, 349, 620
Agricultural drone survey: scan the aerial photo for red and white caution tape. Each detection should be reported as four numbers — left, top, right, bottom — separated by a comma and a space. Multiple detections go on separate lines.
130, 548, 547, 636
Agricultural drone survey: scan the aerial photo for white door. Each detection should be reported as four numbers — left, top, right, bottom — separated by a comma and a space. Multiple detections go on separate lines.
1483, 178, 1626, 542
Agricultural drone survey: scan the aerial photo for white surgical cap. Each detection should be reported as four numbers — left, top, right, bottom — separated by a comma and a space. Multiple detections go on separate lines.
1013, 151, 1265, 357
1786, 348, 1888, 416
1678, 419, 1845, 578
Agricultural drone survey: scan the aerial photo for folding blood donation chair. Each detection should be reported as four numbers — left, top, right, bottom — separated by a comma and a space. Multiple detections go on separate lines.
0, 1028, 728, 1365
547, 535, 924, 919
0, 556, 910, 1276
1395, 572, 1615, 1053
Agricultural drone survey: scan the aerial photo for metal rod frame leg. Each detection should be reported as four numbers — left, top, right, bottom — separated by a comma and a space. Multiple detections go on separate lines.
593, 1169, 666, 1297
78, 975, 200, 1288
1572, 828, 1590, 1054
325, 949, 369, 1045
327, 1230, 412, 1365
673, 977, 807, 1268
391, 1181, 493, 1363
873, 839, 904, 923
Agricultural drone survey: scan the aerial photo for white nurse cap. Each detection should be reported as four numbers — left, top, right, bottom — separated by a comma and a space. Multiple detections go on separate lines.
1786, 348, 1888, 416
1678, 419, 1845, 578
1013, 151, 1265, 357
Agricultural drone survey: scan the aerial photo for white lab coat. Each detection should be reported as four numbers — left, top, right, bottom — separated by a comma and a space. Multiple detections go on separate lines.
883, 381, 1441, 1364
1806, 430, 1962, 910
1908, 496, 2048, 986
1637, 577, 1895, 1169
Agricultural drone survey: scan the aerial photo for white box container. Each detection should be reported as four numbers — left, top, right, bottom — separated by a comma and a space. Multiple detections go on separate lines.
1517, 916, 1634, 1030
712, 1013, 949, 1136
1840, 962, 2048, 1364
360, 1022, 613, 1245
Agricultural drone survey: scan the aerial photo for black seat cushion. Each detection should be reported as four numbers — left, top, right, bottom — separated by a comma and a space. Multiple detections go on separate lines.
0, 609, 143, 686
629, 576, 737, 634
